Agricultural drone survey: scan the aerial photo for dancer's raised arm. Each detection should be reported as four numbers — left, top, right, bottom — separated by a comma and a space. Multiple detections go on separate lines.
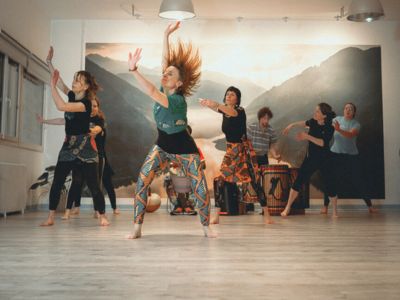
51, 70, 86, 112
162, 21, 180, 71
46, 47, 70, 95
128, 48, 169, 108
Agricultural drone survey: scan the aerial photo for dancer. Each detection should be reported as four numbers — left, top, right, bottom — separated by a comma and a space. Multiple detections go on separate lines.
40, 47, 109, 226
281, 103, 339, 218
127, 22, 216, 239
321, 103, 378, 214
200, 87, 273, 224
37, 99, 119, 218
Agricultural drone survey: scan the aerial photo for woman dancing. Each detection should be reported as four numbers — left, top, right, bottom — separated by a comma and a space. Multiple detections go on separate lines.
38, 98, 119, 219
200, 86, 274, 225
281, 103, 339, 218
321, 102, 377, 214
127, 22, 216, 239
40, 47, 109, 226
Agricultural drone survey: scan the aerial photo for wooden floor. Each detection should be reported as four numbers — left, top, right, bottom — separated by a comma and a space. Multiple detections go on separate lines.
1, 208, 400, 300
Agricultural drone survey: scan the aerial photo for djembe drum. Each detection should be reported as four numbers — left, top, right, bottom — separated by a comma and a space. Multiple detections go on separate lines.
262, 164, 290, 215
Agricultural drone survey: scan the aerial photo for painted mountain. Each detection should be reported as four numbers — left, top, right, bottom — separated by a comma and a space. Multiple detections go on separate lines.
85, 45, 384, 199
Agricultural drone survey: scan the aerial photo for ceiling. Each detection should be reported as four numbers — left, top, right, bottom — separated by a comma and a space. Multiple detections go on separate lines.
28, 0, 400, 21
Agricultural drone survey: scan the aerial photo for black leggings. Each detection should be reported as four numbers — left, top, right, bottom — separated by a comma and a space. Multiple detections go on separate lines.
49, 160, 106, 214
293, 154, 337, 198
323, 153, 371, 207
66, 157, 117, 210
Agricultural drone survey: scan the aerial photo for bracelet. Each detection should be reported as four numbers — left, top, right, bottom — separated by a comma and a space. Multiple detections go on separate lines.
129, 65, 138, 72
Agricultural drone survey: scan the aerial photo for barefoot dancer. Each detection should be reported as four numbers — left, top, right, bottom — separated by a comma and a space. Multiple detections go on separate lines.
200, 87, 274, 225
65, 97, 119, 218
281, 103, 338, 218
127, 22, 216, 239
40, 47, 109, 226
321, 102, 378, 214
38, 98, 119, 219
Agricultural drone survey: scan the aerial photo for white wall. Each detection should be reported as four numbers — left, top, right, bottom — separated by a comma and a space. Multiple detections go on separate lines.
49, 19, 400, 204
0, 0, 51, 58
0, 0, 52, 207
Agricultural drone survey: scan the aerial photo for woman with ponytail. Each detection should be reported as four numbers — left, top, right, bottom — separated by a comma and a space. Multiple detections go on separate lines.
41, 47, 109, 226
127, 22, 216, 239
281, 103, 339, 217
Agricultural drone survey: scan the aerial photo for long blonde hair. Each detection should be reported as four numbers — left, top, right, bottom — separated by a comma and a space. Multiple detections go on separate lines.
167, 40, 201, 97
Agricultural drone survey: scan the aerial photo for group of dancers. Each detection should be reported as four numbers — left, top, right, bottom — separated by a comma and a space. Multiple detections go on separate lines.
40, 21, 377, 239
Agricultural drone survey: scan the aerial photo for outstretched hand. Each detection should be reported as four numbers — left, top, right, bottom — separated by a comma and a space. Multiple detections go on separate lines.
51, 70, 59, 87
199, 98, 218, 110
47, 46, 54, 62
128, 48, 142, 71
282, 125, 291, 135
165, 21, 181, 36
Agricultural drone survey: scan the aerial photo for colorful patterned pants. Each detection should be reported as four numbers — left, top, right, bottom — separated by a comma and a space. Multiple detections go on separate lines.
219, 141, 267, 207
134, 145, 210, 226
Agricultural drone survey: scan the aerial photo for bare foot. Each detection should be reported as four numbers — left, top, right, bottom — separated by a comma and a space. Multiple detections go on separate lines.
113, 208, 120, 215
332, 211, 339, 218
280, 208, 290, 217
40, 218, 54, 226
210, 214, 219, 225
263, 216, 274, 224
262, 208, 274, 224
127, 224, 142, 239
202, 226, 218, 238
99, 214, 110, 226
93, 211, 100, 219
71, 207, 80, 215
320, 206, 328, 214
61, 209, 71, 220
40, 211, 55, 226
368, 207, 379, 214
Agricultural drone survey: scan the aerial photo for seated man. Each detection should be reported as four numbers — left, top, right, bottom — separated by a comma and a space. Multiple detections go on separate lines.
167, 125, 204, 216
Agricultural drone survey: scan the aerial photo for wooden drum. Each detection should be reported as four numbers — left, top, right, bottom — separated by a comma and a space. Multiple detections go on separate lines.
262, 164, 290, 215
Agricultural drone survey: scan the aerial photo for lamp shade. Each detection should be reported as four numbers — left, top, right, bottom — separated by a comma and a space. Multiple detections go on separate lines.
159, 0, 196, 20
347, 0, 384, 22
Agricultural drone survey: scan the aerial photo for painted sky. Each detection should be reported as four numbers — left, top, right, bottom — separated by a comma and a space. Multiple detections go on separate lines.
86, 43, 373, 90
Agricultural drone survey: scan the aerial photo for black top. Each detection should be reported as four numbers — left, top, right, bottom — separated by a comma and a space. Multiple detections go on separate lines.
305, 118, 334, 157
156, 128, 199, 154
64, 91, 92, 135
90, 116, 106, 158
220, 106, 247, 143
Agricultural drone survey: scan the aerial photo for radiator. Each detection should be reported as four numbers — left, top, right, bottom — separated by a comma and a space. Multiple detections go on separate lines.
0, 162, 27, 217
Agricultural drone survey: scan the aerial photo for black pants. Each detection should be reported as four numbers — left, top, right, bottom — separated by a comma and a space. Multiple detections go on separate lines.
323, 153, 372, 207
293, 154, 337, 198
67, 157, 117, 210
49, 160, 106, 214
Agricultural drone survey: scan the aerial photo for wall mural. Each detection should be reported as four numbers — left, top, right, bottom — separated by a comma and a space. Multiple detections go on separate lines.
85, 42, 384, 199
